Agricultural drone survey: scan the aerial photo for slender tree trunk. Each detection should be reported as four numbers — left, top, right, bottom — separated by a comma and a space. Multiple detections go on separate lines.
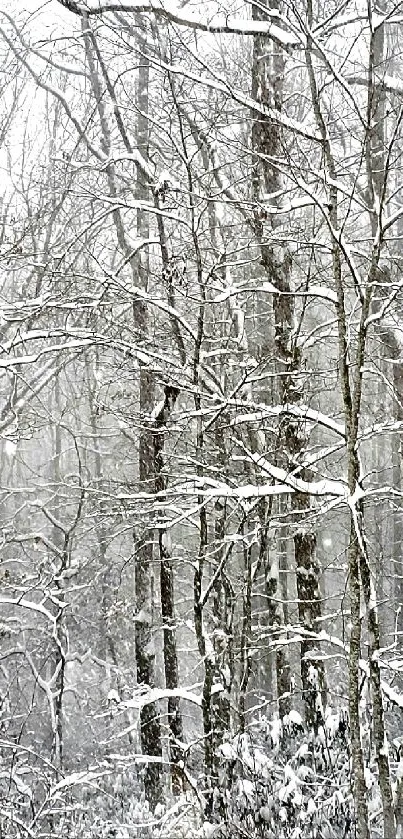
210, 417, 235, 811
303, 5, 385, 830
251, 0, 326, 727
258, 503, 291, 718
136, 379, 163, 809
239, 526, 252, 731
392, 368, 403, 639
193, 347, 217, 813
193, 456, 215, 815
361, 9, 396, 835
152, 386, 184, 794
134, 25, 187, 800
82, 17, 164, 806
50, 375, 67, 773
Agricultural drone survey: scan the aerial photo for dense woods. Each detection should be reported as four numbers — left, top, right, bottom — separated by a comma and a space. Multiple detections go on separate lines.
2, 0, 403, 836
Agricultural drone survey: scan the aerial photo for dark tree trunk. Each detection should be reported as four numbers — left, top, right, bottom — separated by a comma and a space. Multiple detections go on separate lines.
153, 386, 184, 794
136, 369, 163, 809
251, 0, 326, 727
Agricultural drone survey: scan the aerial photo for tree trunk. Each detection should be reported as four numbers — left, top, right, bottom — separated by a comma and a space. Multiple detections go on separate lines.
361, 8, 396, 835
152, 386, 184, 795
251, 0, 326, 727
259, 503, 291, 718
82, 17, 163, 807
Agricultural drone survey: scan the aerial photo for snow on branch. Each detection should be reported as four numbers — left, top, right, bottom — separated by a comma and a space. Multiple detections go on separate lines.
51, 769, 111, 794
57, 0, 302, 47
150, 52, 320, 143
232, 403, 345, 438
0, 596, 58, 625
269, 624, 403, 711
124, 686, 202, 709
213, 281, 338, 305
235, 443, 348, 498
347, 73, 403, 98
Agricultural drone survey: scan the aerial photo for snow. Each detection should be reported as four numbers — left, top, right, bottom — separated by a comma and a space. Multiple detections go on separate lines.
4, 439, 17, 457
161, 531, 172, 552
371, 12, 387, 30
236, 445, 348, 498
100, 150, 153, 179
279, 766, 303, 806
287, 709, 303, 727
232, 403, 345, 438
0, 596, 57, 624
237, 778, 255, 802
10, 771, 32, 799
107, 689, 120, 703
155, 168, 180, 193
307, 798, 316, 816
325, 710, 341, 740
218, 742, 234, 760
51, 769, 109, 794
124, 686, 203, 709
263, 195, 317, 214
259, 806, 272, 823
214, 280, 338, 306
270, 717, 282, 749
213, 284, 239, 303
368, 578, 377, 613
150, 398, 165, 420
134, 608, 151, 624
364, 766, 374, 790
302, 284, 337, 304
155, 54, 320, 143
176, 472, 347, 500
71, 2, 303, 46
200, 822, 221, 839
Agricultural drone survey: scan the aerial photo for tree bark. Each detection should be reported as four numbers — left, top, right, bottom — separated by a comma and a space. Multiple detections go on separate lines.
82, 16, 164, 807
251, 0, 326, 727
152, 385, 184, 794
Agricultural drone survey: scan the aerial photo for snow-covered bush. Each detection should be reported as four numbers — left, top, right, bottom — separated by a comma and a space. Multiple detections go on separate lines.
199, 706, 382, 839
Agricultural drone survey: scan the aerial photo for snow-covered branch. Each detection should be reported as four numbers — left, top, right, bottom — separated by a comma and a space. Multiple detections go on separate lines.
57, 0, 302, 46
